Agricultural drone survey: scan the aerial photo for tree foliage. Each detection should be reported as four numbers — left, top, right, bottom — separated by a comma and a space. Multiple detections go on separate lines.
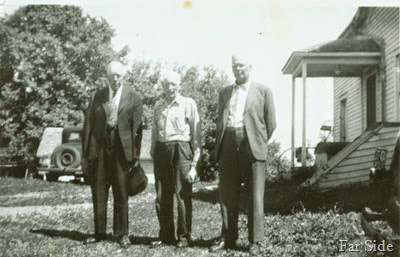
0, 5, 119, 161
0, 5, 288, 180
180, 65, 227, 181
126, 60, 164, 129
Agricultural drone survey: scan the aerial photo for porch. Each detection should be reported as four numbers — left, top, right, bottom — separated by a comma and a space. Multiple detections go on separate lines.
281, 37, 400, 189
282, 37, 382, 168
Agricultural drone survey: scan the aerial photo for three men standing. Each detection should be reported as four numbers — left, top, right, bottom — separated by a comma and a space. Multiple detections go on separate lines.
82, 56, 276, 253
210, 54, 276, 254
150, 71, 201, 248
82, 61, 143, 248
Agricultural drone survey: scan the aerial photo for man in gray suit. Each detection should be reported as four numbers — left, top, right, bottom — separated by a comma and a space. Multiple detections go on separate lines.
209, 54, 276, 254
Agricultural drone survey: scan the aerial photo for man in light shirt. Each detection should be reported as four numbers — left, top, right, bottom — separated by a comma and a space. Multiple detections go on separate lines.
150, 71, 201, 248
82, 61, 143, 248
210, 54, 276, 254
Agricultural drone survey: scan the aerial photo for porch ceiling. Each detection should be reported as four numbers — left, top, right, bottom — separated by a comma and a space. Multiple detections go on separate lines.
282, 38, 382, 78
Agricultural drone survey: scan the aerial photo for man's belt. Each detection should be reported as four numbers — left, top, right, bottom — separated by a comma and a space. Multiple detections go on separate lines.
226, 126, 244, 133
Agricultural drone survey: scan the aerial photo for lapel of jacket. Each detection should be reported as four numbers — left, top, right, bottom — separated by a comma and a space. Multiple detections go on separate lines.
118, 85, 130, 115
100, 87, 110, 119
243, 81, 256, 115
222, 85, 233, 128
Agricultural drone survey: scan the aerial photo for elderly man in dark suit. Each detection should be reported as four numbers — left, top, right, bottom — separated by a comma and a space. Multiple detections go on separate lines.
209, 54, 276, 254
82, 61, 143, 248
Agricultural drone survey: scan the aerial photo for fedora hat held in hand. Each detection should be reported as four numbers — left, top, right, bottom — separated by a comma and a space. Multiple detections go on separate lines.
127, 163, 148, 196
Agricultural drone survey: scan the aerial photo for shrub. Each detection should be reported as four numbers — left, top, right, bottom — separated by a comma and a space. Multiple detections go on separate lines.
0, 5, 121, 161
266, 141, 291, 180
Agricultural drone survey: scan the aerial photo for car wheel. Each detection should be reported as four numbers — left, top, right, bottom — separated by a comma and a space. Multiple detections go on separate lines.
53, 145, 81, 169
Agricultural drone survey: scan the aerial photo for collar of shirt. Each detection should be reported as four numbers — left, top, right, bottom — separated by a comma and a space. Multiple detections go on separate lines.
234, 80, 250, 92
163, 93, 183, 107
109, 84, 123, 99
108, 84, 123, 109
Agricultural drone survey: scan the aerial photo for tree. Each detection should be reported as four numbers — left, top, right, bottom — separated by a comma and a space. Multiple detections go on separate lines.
0, 5, 120, 161
126, 59, 163, 129
181, 65, 227, 181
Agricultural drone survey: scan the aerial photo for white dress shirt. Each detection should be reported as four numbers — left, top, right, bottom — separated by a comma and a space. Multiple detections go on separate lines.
227, 81, 250, 128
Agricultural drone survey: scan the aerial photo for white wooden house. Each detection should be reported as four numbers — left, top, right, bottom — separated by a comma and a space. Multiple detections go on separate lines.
282, 7, 400, 189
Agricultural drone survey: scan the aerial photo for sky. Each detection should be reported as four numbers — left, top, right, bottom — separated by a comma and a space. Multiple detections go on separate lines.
1, 0, 398, 159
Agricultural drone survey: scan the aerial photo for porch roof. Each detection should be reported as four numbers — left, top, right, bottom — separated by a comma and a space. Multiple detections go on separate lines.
282, 38, 381, 77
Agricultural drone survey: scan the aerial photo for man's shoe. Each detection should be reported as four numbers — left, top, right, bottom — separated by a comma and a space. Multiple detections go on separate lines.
118, 235, 130, 248
249, 242, 262, 255
150, 238, 176, 248
83, 237, 97, 245
209, 238, 234, 252
83, 234, 106, 244
176, 234, 192, 248
176, 238, 190, 248
150, 240, 165, 248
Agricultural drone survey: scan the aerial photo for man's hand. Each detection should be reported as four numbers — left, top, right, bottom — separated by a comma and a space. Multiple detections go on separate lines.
126, 159, 139, 172
186, 166, 197, 183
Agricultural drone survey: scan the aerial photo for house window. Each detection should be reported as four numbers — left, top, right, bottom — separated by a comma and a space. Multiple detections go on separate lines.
340, 98, 347, 141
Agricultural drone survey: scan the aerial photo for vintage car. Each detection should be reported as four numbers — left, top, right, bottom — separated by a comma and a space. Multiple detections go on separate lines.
36, 127, 83, 182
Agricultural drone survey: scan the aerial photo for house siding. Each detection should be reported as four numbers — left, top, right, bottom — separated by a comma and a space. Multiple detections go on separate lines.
361, 7, 400, 123
332, 8, 400, 141
333, 77, 362, 142
319, 125, 400, 189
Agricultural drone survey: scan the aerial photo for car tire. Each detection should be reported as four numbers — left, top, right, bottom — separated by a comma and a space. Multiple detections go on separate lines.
53, 145, 81, 169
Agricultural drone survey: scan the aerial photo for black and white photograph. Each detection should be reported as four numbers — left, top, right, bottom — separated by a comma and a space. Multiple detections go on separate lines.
0, 0, 399, 256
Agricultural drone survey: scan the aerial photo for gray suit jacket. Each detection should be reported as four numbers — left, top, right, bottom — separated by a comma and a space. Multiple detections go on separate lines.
215, 81, 276, 161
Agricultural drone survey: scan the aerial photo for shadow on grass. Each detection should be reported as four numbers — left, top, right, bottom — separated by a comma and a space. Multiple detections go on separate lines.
192, 188, 219, 204
190, 237, 217, 248
192, 167, 392, 215
189, 237, 248, 252
31, 229, 158, 245
30, 229, 92, 241
129, 236, 160, 245
264, 173, 391, 215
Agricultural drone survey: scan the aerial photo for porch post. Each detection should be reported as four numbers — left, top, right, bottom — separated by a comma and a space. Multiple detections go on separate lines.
291, 75, 296, 167
302, 62, 307, 167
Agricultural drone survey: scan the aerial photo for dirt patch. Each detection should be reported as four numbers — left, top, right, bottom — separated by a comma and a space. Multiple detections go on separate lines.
0, 192, 51, 199
0, 203, 92, 220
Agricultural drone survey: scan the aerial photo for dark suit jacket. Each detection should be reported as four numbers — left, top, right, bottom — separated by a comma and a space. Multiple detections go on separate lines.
215, 81, 276, 161
82, 85, 143, 175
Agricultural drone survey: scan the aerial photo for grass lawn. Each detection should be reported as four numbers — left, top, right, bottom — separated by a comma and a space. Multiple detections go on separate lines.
0, 177, 397, 257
